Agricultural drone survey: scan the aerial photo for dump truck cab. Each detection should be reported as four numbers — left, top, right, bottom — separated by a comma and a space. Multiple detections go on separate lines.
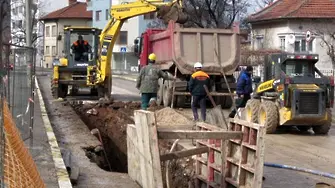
51, 27, 101, 98
245, 52, 334, 134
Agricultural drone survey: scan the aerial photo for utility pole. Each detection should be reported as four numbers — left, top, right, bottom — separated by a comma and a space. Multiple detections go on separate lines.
25, 0, 34, 147
25, 0, 31, 47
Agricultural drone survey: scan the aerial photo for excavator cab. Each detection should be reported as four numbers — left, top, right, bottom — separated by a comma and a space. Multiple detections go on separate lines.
63, 27, 101, 68
51, 27, 101, 99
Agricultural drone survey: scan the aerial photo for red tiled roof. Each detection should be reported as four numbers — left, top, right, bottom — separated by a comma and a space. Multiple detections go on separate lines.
248, 0, 335, 22
39, 2, 92, 21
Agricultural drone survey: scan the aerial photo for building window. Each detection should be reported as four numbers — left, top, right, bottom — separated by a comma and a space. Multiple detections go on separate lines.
144, 12, 155, 20
96, 10, 102, 21
51, 25, 57, 37
308, 40, 313, 52
52, 46, 56, 55
45, 26, 50, 37
19, 6, 23, 14
12, 21, 16, 29
117, 31, 128, 45
294, 38, 310, 52
255, 36, 264, 49
279, 37, 285, 51
106, 9, 109, 20
45, 46, 50, 55
17, 20, 22, 28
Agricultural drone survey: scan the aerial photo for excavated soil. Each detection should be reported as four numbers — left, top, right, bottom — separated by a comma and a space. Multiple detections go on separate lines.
71, 101, 195, 187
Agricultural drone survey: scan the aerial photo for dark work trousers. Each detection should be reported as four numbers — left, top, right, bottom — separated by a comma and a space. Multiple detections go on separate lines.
141, 93, 157, 110
229, 94, 251, 118
191, 95, 207, 121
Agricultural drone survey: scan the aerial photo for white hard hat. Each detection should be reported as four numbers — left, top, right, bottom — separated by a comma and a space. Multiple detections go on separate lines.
194, 62, 202, 68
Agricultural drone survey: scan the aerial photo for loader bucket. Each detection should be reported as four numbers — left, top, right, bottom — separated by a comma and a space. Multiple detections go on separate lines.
157, 2, 188, 24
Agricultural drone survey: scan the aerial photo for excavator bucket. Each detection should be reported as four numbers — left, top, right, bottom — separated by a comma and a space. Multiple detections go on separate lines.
157, 2, 188, 24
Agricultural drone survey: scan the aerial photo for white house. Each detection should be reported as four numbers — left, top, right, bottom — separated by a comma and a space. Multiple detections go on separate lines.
248, 0, 335, 71
39, 0, 92, 68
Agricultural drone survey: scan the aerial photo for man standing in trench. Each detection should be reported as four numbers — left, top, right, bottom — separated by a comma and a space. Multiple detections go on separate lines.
136, 53, 175, 110
229, 65, 253, 118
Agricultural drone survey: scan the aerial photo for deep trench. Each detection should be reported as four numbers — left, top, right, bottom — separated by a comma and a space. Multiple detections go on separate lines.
72, 106, 128, 173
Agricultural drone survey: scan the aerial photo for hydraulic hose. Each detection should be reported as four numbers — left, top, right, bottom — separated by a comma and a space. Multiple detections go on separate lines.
264, 162, 335, 179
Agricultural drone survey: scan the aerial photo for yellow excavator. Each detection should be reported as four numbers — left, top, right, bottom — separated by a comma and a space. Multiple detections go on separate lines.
51, 0, 187, 99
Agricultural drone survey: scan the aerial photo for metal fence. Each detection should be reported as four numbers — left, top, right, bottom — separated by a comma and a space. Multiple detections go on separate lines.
0, 43, 36, 187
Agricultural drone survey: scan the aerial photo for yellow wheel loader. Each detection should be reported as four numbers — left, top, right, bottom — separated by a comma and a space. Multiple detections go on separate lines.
51, 0, 188, 99
244, 53, 334, 134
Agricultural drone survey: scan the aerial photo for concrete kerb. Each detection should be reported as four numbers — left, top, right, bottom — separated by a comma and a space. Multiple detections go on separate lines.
112, 74, 137, 82
35, 78, 73, 188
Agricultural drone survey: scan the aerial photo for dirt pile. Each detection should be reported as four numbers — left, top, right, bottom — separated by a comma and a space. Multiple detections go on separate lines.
155, 107, 193, 127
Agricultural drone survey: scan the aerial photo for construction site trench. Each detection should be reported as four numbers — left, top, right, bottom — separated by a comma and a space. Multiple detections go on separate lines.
71, 100, 196, 187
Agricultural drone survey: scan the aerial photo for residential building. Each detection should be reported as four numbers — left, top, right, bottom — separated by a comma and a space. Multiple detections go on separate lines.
10, 0, 41, 65
39, 0, 92, 68
86, 0, 157, 72
248, 0, 335, 70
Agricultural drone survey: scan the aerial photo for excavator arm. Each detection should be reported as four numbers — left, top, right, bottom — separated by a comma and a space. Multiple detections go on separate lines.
87, 0, 187, 98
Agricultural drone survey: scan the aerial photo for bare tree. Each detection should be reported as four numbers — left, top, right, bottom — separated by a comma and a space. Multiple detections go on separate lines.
147, 19, 166, 29
255, 0, 276, 9
10, 0, 44, 48
181, 0, 250, 29
312, 19, 335, 69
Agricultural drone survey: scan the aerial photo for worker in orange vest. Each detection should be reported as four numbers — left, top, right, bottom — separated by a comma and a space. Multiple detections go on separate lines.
71, 35, 91, 61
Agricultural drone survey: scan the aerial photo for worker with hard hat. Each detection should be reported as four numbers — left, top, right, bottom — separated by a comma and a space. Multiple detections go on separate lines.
189, 62, 210, 122
136, 53, 175, 110
229, 65, 253, 118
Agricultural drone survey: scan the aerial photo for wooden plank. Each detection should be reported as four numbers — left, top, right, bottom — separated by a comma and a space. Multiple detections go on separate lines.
196, 121, 224, 131
126, 124, 142, 185
253, 125, 266, 187
160, 146, 209, 161
157, 129, 243, 140
229, 118, 261, 130
134, 110, 164, 188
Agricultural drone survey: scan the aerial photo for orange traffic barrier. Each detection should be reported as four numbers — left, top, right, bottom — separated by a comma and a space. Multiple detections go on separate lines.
2, 99, 45, 188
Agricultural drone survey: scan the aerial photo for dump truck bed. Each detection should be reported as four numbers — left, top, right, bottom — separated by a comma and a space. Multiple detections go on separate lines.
151, 22, 240, 75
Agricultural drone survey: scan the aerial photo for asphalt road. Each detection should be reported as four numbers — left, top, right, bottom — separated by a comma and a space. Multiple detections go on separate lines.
112, 77, 335, 187
111, 77, 141, 101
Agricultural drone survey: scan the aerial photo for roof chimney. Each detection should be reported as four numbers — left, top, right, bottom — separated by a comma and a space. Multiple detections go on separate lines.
69, 0, 76, 5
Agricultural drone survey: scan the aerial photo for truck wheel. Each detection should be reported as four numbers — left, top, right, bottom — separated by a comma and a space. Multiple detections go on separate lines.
156, 78, 164, 106
313, 109, 332, 135
245, 99, 261, 123
258, 100, 278, 134
173, 95, 186, 108
163, 80, 172, 107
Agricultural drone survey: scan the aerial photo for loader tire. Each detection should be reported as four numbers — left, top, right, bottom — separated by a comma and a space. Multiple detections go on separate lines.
258, 100, 278, 134
156, 78, 164, 106
51, 82, 59, 99
313, 109, 332, 135
245, 99, 261, 123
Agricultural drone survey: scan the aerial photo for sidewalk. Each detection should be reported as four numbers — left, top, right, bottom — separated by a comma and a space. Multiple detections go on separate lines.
24, 89, 59, 187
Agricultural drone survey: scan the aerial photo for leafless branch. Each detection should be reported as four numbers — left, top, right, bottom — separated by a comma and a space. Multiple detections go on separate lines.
182, 0, 250, 29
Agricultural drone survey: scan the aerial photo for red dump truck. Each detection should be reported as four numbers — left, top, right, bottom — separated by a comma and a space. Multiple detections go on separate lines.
133, 21, 241, 108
